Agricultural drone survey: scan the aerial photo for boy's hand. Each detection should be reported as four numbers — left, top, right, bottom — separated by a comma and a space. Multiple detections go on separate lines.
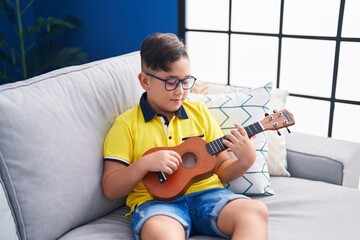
223, 123, 256, 164
141, 150, 182, 175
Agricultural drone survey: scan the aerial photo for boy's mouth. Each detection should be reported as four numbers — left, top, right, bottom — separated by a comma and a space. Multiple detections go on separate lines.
171, 98, 183, 102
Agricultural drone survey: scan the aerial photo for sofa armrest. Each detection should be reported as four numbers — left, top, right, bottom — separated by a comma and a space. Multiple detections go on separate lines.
285, 132, 360, 188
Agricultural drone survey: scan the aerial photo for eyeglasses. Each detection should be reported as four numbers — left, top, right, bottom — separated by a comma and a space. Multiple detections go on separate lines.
145, 72, 197, 91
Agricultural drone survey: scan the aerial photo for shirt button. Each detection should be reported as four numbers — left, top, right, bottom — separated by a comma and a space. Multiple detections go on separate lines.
169, 136, 172, 140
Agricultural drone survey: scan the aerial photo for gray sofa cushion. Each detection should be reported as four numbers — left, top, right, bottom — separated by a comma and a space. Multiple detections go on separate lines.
59, 208, 222, 240
0, 179, 18, 240
59, 206, 133, 239
0, 52, 143, 240
286, 132, 360, 188
59, 177, 360, 240
259, 177, 360, 240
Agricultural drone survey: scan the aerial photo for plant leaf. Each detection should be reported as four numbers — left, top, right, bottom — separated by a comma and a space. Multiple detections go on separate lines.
24, 15, 81, 38
0, 32, 9, 47
0, 49, 13, 66
26, 43, 87, 77
0, 0, 15, 23
0, 68, 12, 83
0, 33, 18, 67
46, 47, 88, 67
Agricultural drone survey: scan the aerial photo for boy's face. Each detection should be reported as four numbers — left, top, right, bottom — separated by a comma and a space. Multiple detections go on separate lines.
139, 57, 191, 119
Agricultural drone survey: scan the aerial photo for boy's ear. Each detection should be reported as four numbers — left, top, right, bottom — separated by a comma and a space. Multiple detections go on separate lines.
138, 72, 150, 90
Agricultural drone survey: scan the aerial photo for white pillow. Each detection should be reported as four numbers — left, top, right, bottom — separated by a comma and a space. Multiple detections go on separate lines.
265, 89, 290, 176
192, 81, 290, 177
188, 82, 274, 195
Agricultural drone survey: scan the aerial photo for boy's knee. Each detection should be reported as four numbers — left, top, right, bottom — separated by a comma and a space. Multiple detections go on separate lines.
253, 200, 269, 221
231, 199, 268, 221
141, 216, 186, 240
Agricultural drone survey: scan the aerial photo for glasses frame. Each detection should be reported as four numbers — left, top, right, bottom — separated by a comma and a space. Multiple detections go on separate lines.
145, 72, 197, 91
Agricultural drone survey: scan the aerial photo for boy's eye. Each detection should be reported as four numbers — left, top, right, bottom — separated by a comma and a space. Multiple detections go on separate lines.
166, 79, 178, 85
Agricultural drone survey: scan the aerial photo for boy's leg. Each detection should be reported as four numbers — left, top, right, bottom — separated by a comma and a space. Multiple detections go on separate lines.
131, 200, 191, 240
141, 215, 186, 240
188, 188, 267, 239
217, 198, 268, 240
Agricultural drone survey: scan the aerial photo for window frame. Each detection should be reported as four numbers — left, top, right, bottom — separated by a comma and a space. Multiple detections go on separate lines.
178, 0, 360, 140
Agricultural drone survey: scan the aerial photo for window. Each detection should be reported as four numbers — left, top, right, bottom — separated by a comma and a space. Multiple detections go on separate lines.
179, 0, 360, 143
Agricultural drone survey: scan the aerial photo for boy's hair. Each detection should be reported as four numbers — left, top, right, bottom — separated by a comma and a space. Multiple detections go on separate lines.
140, 33, 189, 72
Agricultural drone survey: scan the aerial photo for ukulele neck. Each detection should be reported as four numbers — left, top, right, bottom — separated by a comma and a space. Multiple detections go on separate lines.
205, 122, 263, 155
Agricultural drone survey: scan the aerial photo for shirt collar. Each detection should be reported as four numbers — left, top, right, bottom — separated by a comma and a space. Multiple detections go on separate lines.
140, 92, 188, 122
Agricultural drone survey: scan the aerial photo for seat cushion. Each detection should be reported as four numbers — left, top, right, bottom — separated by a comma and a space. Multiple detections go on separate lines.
59, 177, 360, 240
58, 207, 133, 240
257, 177, 360, 240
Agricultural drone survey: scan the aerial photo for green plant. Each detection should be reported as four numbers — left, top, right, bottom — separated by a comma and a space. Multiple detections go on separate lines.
0, 0, 87, 83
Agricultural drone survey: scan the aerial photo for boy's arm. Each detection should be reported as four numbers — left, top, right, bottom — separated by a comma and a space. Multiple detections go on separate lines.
215, 124, 256, 183
102, 150, 182, 200
102, 160, 147, 200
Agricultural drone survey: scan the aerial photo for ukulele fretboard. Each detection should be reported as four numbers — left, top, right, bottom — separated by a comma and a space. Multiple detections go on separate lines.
245, 122, 263, 138
205, 121, 263, 156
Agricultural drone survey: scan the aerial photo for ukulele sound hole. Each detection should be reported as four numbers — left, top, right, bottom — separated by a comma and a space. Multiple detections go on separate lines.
182, 152, 198, 168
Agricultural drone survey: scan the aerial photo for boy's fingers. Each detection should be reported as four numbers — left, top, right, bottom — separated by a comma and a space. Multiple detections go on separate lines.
235, 123, 248, 137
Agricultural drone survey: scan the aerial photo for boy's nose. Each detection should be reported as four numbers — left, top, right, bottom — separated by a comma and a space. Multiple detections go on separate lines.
174, 82, 185, 94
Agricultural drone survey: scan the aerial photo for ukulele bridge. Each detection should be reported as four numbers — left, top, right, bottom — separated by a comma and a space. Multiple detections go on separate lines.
156, 171, 167, 183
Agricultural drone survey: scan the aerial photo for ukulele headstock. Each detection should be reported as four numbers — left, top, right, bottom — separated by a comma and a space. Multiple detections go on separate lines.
260, 109, 295, 135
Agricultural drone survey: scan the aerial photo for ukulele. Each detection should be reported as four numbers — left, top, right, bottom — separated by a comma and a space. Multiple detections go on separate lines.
142, 109, 295, 201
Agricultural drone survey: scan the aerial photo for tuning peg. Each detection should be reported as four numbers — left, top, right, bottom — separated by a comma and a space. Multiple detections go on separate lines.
273, 109, 277, 113
265, 113, 269, 117
277, 130, 282, 136
286, 127, 291, 133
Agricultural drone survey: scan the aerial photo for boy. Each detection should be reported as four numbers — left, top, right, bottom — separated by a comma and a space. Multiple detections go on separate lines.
102, 33, 268, 240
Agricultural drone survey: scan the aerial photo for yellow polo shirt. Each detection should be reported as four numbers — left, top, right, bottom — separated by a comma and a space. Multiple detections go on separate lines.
103, 93, 224, 213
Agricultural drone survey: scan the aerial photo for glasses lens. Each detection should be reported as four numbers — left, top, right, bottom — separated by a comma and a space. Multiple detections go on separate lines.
164, 77, 196, 91
165, 79, 178, 90
182, 78, 195, 89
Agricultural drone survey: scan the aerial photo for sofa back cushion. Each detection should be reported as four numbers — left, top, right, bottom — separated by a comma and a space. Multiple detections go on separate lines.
0, 180, 18, 240
0, 51, 143, 240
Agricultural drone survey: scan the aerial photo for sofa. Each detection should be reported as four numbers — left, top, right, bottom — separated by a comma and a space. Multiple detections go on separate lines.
1, 51, 360, 240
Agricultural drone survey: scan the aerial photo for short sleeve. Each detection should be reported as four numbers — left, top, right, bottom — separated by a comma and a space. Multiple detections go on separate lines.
103, 117, 134, 165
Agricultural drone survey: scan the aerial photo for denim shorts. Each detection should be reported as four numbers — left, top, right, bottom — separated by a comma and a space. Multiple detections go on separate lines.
130, 188, 249, 240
